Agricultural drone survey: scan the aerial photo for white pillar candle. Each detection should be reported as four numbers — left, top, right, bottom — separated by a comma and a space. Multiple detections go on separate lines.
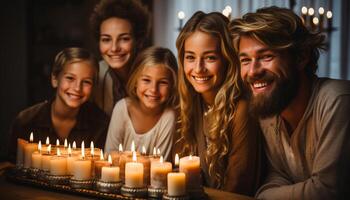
167, 172, 186, 196
72, 141, 92, 180
150, 156, 172, 188
31, 141, 42, 169
125, 152, 144, 188
24, 143, 37, 168
101, 155, 120, 182
179, 155, 201, 190
50, 148, 67, 175
66, 146, 79, 175
93, 149, 110, 179
41, 145, 52, 171
16, 138, 27, 167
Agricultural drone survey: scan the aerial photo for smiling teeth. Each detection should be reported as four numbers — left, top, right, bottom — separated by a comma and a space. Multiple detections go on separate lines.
253, 82, 267, 88
193, 76, 210, 81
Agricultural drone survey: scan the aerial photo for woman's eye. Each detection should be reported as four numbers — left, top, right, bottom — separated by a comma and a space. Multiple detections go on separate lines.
120, 36, 131, 42
159, 80, 169, 85
184, 55, 195, 61
65, 76, 74, 81
83, 80, 93, 85
206, 55, 217, 61
141, 78, 150, 83
100, 37, 111, 43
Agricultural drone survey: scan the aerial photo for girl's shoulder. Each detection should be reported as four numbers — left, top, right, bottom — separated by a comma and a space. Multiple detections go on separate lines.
15, 101, 51, 126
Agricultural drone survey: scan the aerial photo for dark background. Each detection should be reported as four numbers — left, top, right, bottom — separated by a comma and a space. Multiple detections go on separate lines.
0, 0, 153, 160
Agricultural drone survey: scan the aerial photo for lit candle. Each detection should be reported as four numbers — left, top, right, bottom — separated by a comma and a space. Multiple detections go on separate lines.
150, 156, 172, 188
101, 155, 120, 182
50, 148, 67, 175
66, 144, 79, 175
177, 11, 185, 30
31, 141, 42, 169
141, 146, 147, 156
179, 155, 201, 190
109, 144, 123, 166
16, 138, 28, 167
41, 145, 52, 171
24, 132, 37, 168
42, 136, 50, 152
301, 6, 308, 23
93, 149, 110, 179
56, 139, 60, 147
72, 141, 92, 180
326, 10, 333, 31
308, 7, 315, 29
139, 154, 151, 186
167, 172, 186, 196
318, 7, 325, 31
125, 152, 144, 188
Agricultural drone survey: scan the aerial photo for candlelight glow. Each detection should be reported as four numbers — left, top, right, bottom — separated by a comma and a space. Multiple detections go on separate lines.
308, 8, 314, 16
318, 7, 325, 15
46, 137, 50, 145
29, 132, 34, 142
56, 139, 60, 146
48, 144, 51, 154
100, 149, 104, 160
81, 141, 85, 159
90, 141, 94, 156
301, 6, 308, 15
132, 151, 137, 162
175, 154, 179, 166
160, 156, 164, 163
157, 148, 161, 155
222, 5, 232, 18
177, 11, 185, 20
119, 144, 123, 152
64, 139, 68, 148
142, 146, 146, 154
153, 147, 157, 156
326, 11, 332, 19
131, 141, 135, 152
68, 144, 72, 156
313, 17, 319, 25
38, 140, 42, 153
189, 155, 193, 160
57, 147, 61, 156
108, 154, 112, 164
73, 141, 76, 149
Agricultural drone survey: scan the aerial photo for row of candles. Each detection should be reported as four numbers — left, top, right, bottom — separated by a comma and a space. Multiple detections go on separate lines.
16, 133, 201, 198
300, 6, 333, 32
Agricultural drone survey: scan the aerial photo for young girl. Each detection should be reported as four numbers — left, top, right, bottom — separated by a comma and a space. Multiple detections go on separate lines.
175, 11, 265, 196
104, 46, 178, 162
8, 47, 109, 162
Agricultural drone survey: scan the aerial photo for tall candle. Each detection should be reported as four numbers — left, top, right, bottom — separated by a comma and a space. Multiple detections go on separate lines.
125, 152, 144, 188
167, 172, 186, 196
24, 133, 37, 168
41, 145, 52, 171
119, 151, 140, 182
150, 156, 172, 188
50, 148, 67, 175
31, 141, 42, 169
179, 155, 201, 190
16, 138, 28, 167
93, 149, 110, 179
72, 141, 92, 180
66, 145, 79, 175
101, 155, 120, 182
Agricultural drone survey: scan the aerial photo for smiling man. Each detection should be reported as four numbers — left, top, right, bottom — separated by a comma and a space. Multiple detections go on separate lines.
230, 6, 350, 200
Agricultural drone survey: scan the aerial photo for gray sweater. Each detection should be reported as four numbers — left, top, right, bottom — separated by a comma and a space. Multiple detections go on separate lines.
257, 78, 350, 200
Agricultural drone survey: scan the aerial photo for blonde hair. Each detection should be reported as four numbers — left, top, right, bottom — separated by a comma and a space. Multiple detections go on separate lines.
127, 46, 178, 108
229, 6, 325, 77
176, 11, 241, 188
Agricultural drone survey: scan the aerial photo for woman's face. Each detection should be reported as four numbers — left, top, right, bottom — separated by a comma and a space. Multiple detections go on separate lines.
183, 31, 225, 103
99, 17, 134, 72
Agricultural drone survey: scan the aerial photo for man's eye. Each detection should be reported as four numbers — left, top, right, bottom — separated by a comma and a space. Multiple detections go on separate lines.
240, 58, 251, 65
261, 55, 274, 61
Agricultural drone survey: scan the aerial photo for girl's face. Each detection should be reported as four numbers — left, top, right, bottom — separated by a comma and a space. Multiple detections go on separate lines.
52, 60, 95, 109
183, 31, 225, 103
99, 17, 134, 72
136, 65, 172, 111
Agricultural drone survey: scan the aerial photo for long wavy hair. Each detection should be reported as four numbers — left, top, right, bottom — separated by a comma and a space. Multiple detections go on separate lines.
229, 6, 325, 78
176, 11, 242, 187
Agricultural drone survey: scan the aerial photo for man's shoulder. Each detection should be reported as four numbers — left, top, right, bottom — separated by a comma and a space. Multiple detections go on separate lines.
316, 78, 350, 100
16, 101, 49, 125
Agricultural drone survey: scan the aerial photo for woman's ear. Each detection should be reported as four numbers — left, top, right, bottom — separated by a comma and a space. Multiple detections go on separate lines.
51, 74, 58, 88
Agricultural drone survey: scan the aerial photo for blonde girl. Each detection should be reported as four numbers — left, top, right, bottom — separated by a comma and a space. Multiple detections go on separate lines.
104, 46, 178, 161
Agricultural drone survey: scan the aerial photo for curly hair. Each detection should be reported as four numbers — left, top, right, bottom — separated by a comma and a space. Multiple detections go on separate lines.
89, 0, 151, 51
176, 11, 242, 188
126, 46, 179, 109
229, 6, 325, 77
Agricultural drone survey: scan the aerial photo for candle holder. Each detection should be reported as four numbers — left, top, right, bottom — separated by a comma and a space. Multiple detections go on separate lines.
120, 185, 148, 198
69, 178, 93, 189
28, 168, 41, 179
46, 174, 72, 185
95, 179, 122, 194
163, 193, 190, 200
38, 169, 49, 182
148, 186, 167, 198
14, 166, 28, 177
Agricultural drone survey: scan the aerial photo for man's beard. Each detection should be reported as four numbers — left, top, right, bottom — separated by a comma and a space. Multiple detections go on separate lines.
244, 69, 299, 119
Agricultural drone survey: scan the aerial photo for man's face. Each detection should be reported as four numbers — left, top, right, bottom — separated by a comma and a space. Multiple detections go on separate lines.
238, 36, 299, 118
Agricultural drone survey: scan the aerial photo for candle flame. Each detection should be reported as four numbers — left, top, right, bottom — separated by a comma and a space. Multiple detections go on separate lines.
142, 146, 146, 154
81, 141, 85, 159
131, 141, 135, 152
160, 155, 164, 163
90, 141, 94, 156
73, 141, 76, 149
308, 8, 314, 16
189, 155, 193, 160
132, 151, 137, 162
100, 149, 104, 160
108, 154, 112, 164
46, 137, 50, 145
326, 11, 332, 19
153, 147, 156, 156
301, 6, 308, 15
56, 139, 60, 146
313, 17, 319, 25
29, 132, 34, 142
57, 147, 61, 156
177, 11, 185, 19
157, 148, 161, 155
119, 143, 123, 152
48, 144, 51, 154
318, 7, 325, 15
175, 154, 179, 166
64, 139, 68, 148
38, 140, 42, 153
68, 144, 72, 156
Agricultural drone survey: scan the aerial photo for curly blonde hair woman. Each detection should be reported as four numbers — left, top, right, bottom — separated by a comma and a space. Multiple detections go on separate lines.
175, 11, 265, 196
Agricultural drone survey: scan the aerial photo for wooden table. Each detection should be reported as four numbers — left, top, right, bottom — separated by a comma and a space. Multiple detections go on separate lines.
0, 162, 254, 200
